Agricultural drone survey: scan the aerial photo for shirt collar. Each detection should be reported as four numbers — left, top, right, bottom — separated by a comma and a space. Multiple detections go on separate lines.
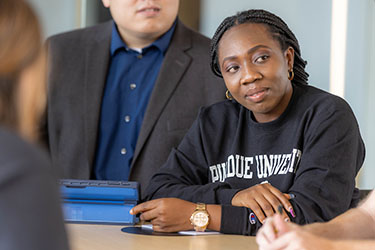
110, 19, 177, 56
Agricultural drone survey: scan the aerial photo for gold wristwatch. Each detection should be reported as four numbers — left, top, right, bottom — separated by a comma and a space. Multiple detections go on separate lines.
190, 203, 210, 232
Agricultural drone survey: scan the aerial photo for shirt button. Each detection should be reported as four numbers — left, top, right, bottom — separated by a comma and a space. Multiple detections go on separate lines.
137, 54, 143, 59
121, 148, 127, 155
130, 83, 136, 90
124, 115, 130, 123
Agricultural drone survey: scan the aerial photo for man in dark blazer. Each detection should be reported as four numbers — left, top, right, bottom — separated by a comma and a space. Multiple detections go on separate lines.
43, 0, 225, 198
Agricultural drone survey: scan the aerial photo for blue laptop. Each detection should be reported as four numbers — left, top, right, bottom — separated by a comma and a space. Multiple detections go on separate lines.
60, 179, 139, 225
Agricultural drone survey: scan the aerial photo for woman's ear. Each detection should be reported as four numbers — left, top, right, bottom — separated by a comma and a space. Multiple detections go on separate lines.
285, 46, 295, 71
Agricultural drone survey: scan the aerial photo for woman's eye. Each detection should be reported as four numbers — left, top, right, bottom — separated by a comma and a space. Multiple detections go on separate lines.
226, 65, 239, 73
255, 55, 269, 63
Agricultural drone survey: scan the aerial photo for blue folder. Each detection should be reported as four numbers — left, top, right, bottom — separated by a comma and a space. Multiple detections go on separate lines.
60, 179, 139, 225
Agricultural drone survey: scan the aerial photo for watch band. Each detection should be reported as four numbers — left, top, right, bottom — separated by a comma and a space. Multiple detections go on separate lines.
196, 203, 206, 211
190, 203, 210, 232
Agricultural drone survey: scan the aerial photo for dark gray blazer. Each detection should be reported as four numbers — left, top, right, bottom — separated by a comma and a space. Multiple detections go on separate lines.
44, 20, 226, 198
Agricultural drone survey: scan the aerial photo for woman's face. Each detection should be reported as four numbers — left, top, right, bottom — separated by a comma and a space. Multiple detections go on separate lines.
218, 23, 294, 123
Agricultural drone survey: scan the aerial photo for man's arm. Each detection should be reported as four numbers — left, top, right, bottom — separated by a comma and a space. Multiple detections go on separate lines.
258, 226, 375, 250
257, 191, 375, 250
305, 190, 375, 240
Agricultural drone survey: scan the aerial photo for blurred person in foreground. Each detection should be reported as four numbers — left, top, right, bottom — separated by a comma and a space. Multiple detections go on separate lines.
256, 190, 375, 250
0, 0, 69, 249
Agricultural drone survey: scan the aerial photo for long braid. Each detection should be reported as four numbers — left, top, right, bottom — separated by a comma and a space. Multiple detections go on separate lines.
210, 9, 309, 85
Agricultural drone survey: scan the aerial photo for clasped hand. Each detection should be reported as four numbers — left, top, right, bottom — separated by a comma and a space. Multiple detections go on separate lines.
231, 183, 294, 223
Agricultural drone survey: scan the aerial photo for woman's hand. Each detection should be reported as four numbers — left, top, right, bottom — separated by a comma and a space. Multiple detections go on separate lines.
231, 183, 294, 223
130, 198, 196, 232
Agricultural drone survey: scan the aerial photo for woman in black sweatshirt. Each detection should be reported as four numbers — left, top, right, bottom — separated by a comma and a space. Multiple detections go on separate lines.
130, 9, 365, 236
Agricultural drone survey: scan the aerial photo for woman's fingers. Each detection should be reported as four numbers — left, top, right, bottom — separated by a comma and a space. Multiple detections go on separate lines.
130, 200, 157, 215
255, 194, 277, 218
246, 198, 267, 223
264, 184, 295, 219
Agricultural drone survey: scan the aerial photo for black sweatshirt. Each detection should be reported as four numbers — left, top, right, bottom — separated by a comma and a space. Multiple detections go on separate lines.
144, 83, 365, 235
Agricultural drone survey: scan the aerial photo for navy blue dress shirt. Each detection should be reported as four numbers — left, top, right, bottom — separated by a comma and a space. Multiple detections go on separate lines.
94, 21, 176, 180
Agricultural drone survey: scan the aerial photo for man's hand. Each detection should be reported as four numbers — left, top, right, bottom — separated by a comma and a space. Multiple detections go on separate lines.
256, 213, 292, 246
257, 214, 336, 250
231, 183, 294, 223
130, 198, 196, 232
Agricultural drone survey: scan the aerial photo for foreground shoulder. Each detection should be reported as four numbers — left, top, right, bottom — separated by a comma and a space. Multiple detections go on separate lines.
0, 128, 51, 181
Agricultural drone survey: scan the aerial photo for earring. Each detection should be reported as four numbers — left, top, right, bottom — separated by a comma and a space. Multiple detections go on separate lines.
226, 90, 233, 100
288, 70, 294, 81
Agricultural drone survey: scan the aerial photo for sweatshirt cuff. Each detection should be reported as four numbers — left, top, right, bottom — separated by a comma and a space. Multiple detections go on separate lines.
220, 205, 248, 235
215, 188, 240, 204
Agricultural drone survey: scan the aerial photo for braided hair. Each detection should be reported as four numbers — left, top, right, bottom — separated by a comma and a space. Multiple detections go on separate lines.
210, 9, 309, 85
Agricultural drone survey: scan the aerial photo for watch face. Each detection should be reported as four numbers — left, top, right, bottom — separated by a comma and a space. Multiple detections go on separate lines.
192, 211, 209, 227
